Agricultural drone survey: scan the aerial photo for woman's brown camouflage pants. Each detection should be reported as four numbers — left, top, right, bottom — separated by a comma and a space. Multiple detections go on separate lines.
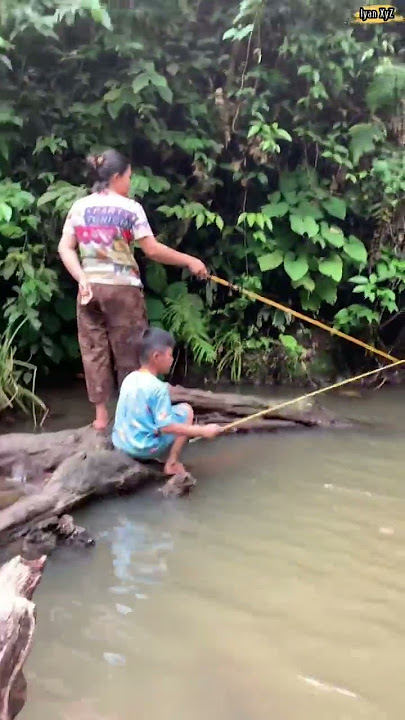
77, 284, 148, 404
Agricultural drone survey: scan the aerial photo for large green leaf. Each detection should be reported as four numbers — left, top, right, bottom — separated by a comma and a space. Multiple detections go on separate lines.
344, 235, 367, 264
320, 222, 345, 248
315, 276, 338, 304
271, 232, 295, 252
261, 202, 289, 218
150, 72, 168, 88
0, 223, 23, 237
0, 203, 12, 222
103, 87, 122, 103
290, 215, 319, 238
146, 262, 168, 295
300, 291, 321, 313
349, 275, 368, 285
155, 84, 173, 104
279, 172, 298, 197
322, 197, 346, 220
348, 123, 385, 165
292, 273, 315, 292
284, 251, 309, 282
295, 201, 323, 220
318, 254, 343, 282
258, 250, 284, 272
280, 334, 300, 352
145, 297, 165, 321
132, 73, 150, 94
166, 281, 188, 300
0, 110, 23, 127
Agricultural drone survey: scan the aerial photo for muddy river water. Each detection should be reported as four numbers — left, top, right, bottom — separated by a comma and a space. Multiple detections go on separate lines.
17, 385, 405, 720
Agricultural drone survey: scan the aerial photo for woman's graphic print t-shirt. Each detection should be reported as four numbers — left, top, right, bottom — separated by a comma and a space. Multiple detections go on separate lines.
61, 190, 153, 286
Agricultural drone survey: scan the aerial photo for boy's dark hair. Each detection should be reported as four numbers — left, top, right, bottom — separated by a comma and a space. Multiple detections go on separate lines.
86, 149, 130, 192
139, 327, 175, 362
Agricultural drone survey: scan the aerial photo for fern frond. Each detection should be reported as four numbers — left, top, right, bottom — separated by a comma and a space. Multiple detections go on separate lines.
163, 292, 216, 365
367, 63, 405, 114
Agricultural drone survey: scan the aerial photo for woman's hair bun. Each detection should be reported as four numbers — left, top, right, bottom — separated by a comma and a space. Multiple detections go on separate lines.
86, 154, 105, 172
85, 149, 129, 192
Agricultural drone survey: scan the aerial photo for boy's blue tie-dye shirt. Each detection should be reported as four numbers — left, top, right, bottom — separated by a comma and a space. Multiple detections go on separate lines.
112, 370, 174, 456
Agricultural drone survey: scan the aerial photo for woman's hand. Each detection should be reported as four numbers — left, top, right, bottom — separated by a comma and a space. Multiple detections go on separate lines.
186, 256, 209, 279
79, 275, 93, 305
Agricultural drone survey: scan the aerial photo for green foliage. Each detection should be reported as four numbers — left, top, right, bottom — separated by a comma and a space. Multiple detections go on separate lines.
348, 123, 386, 166
0, 179, 75, 366
37, 182, 87, 212
0, 319, 47, 424
252, 167, 371, 313
279, 335, 308, 381
0, 0, 403, 386
366, 62, 405, 114
215, 331, 242, 382
334, 249, 405, 332
144, 265, 216, 366
162, 283, 216, 366
213, 327, 307, 384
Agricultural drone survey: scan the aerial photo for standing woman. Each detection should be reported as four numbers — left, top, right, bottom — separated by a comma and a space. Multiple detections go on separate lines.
58, 149, 208, 430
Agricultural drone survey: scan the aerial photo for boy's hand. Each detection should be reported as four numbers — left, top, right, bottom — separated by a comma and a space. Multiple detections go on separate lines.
199, 423, 223, 439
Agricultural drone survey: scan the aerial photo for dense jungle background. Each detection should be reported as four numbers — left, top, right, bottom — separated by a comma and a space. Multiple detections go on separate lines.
0, 0, 404, 414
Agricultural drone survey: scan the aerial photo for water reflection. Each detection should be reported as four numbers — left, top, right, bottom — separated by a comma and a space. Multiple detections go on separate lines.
108, 516, 174, 599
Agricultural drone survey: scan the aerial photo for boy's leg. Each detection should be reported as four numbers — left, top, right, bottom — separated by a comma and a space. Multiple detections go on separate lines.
164, 404, 193, 476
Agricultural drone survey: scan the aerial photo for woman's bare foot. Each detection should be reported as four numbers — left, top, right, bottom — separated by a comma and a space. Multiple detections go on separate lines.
93, 403, 109, 431
164, 459, 186, 476
93, 420, 109, 431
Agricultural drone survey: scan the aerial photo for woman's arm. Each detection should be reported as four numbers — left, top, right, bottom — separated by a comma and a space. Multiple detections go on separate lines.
58, 213, 91, 301
58, 232, 86, 284
138, 235, 208, 278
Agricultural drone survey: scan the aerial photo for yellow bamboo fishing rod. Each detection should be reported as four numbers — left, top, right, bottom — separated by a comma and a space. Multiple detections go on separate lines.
189, 358, 404, 442
209, 274, 399, 364
221, 358, 404, 433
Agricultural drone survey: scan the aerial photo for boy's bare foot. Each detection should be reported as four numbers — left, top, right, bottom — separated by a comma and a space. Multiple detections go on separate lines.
164, 459, 186, 476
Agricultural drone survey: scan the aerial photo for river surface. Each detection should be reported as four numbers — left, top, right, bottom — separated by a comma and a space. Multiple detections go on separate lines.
18, 384, 405, 720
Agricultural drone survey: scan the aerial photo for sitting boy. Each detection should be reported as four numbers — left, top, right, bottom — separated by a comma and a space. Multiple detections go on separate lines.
112, 327, 222, 475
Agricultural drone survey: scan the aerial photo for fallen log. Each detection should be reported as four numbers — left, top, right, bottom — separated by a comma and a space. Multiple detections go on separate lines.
0, 445, 180, 558
0, 384, 343, 557
169, 385, 338, 428
0, 554, 46, 720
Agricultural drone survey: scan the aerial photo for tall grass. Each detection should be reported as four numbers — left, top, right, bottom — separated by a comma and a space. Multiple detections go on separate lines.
0, 320, 47, 426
